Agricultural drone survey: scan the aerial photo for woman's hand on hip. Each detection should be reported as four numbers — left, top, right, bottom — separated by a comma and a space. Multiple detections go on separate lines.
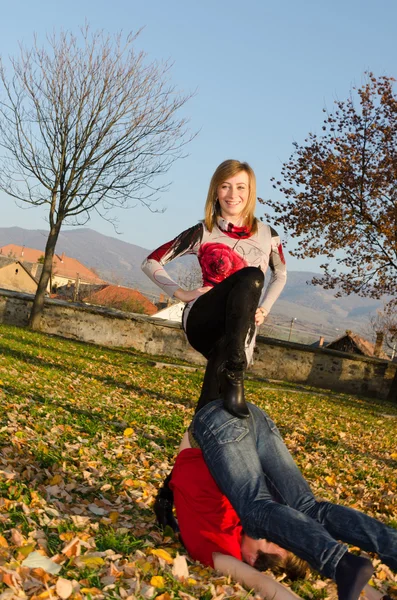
174, 287, 212, 303
255, 307, 268, 326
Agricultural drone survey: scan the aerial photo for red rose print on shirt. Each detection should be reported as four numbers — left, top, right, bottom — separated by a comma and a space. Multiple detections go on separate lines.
198, 243, 247, 286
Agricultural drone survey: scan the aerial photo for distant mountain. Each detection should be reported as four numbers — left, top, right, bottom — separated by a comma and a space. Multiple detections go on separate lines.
0, 226, 384, 334
274, 271, 382, 331
0, 226, 158, 294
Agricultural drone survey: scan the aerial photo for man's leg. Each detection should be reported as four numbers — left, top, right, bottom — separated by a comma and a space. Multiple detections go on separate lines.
192, 400, 349, 580
248, 405, 397, 571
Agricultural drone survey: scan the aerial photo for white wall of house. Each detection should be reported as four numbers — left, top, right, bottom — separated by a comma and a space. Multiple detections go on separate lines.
0, 263, 38, 294
152, 302, 184, 322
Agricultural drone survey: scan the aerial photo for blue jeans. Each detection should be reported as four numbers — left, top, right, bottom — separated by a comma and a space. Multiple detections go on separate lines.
192, 400, 397, 579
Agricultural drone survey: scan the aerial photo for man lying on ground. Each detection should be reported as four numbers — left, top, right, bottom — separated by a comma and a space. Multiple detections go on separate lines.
170, 400, 396, 600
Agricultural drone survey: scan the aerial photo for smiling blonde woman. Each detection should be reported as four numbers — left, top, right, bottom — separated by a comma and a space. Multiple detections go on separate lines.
142, 159, 287, 531
142, 159, 286, 417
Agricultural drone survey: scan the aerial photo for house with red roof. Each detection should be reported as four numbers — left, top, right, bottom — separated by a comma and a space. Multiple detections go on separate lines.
0, 256, 39, 294
326, 330, 389, 360
0, 244, 104, 289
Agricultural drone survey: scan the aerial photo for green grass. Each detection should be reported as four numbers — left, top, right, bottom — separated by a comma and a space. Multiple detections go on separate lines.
0, 323, 396, 600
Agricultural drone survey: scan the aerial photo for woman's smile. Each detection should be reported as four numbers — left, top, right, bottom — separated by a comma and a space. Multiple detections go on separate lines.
217, 171, 249, 223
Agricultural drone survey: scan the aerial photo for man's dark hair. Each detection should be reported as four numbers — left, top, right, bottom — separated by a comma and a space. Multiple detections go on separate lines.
253, 550, 308, 581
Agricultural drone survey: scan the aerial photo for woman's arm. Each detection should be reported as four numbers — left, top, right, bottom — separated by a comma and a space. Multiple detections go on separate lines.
178, 431, 191, 452
362, 584, 385, 600
213, 553, 302, 600
141, 223, 203, 298
260, 227, 287, 316
214, 556, 382, 600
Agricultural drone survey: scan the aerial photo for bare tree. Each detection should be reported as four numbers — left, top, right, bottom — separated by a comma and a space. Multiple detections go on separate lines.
174, 262, 203, 291
0, 26, 193, 328
364, 304, 397, 356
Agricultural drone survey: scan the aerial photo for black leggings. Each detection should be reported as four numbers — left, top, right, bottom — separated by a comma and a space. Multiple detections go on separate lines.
154, 267, 264, 526
186, 266, 264, 413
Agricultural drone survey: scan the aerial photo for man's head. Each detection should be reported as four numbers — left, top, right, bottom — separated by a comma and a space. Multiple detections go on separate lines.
241, 534, 308, 581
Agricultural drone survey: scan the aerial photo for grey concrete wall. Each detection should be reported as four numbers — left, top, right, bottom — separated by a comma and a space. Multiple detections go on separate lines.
1, 288, 395, 400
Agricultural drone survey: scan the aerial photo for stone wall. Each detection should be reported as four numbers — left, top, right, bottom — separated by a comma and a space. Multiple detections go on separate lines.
0, 288, 204, 367
1, 288, 395, 401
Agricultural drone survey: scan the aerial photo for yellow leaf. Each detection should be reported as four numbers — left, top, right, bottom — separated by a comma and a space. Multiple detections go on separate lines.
377, 569, 388, 580
0, 381, 3, 386
391, 453, 397, 460
141, 561, 152, 573
36, 591, 51, 599
61, 537, 81, 558
109, 511, 119, 523
17, 544, 36, 557
325, 475, 336, 486
123, 478, 135, 488
123, 428, 134, 437
50, 474, 63, 485
151, 576, 165, 588
150, 549, 173, 564
0, 535, 8, 548
80, 588, 102, 595
30, 491, 42, 507
187, 578, 197, 585
59, 532, 75, 542
76, 556, 105, 569
156, 593, 172, 600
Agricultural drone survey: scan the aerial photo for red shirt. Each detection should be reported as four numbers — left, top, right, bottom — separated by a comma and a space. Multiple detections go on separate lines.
170, 448, 243, 567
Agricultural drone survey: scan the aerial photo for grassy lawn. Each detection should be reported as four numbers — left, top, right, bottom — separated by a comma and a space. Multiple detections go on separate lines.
0, 323, 396, 600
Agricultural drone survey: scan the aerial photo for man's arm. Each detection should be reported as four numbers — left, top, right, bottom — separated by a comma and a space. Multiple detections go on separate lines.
213, 553, 302, 600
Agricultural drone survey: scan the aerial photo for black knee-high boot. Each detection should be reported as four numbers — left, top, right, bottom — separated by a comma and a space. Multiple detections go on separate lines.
220, 268, 264, 417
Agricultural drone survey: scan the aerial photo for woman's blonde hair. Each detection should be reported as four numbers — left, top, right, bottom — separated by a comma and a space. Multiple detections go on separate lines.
204, 159, 258, 233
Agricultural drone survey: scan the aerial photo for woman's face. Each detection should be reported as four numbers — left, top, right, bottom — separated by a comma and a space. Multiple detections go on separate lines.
216, 171, 249, 224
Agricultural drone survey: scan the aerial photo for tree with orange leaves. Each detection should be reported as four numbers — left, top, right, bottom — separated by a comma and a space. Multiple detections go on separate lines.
262, 73, 397, 400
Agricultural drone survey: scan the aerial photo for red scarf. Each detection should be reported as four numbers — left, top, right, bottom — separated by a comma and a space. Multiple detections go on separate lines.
218, 218, 252, 239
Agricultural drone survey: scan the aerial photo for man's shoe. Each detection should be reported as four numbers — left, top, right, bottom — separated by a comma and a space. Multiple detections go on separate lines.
153, 496, 179, 532
218, 365, 249, 418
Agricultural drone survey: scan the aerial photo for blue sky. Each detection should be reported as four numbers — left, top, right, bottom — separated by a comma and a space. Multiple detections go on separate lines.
0, 0, 396, 271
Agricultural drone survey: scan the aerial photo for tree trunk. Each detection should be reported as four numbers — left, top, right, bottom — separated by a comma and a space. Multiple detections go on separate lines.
29, 221, 62, 330
387, 369, 397, 402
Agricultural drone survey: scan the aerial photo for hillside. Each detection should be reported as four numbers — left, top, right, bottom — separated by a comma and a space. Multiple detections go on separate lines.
0, 226, 154, 292
0, 226, 385, 335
